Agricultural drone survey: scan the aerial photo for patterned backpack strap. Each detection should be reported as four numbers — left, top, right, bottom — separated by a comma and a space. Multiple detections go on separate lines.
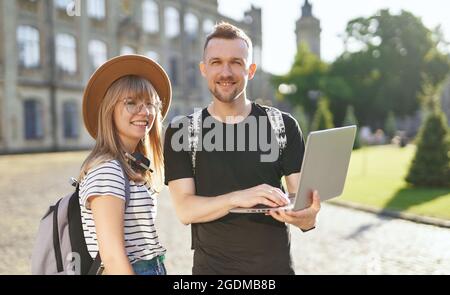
188, 109, 203, 176
263, 106, 287, 157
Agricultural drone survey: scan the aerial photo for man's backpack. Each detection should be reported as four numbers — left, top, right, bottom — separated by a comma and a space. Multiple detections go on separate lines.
188, 105, 287, 175
31, 163, 130, 275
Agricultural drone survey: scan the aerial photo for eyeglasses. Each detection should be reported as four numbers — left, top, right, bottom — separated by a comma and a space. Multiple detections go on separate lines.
123, 97, 161, 115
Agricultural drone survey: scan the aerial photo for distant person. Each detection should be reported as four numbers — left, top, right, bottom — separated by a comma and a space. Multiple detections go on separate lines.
374, 129, 386, 145
79, 55, 171, 274
164, 22, 320, 275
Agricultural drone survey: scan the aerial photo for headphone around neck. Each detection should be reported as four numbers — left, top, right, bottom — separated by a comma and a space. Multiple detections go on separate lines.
124, 152, 154, 173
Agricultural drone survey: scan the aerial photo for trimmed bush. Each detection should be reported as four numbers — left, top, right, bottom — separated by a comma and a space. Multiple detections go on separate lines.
405, 103, 450, 187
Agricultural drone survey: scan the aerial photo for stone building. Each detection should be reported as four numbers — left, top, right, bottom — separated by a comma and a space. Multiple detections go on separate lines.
0, 0, 269, 153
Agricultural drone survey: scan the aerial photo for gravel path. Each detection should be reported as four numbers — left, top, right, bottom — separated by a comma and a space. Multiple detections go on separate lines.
0, 152, 448, 275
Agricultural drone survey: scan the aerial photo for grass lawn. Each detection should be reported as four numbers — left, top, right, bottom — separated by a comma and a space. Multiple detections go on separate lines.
334, 144, 450, 220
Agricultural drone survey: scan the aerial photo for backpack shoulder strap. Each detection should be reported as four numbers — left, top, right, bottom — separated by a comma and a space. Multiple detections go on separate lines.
262, 106, 287, 156
188, 109, 203, 176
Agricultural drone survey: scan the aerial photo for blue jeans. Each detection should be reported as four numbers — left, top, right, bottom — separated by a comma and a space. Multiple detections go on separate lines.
132, 255, 167, 275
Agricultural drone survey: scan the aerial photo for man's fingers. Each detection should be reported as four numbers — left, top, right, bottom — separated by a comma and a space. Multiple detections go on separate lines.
274, 209, 296, 223
268, 210, 287, 223
269, 187, 290, 205
259, 196, 279, 208
259, 190, 285, 206
311, 190, 321, 211
284, 208, 310, 218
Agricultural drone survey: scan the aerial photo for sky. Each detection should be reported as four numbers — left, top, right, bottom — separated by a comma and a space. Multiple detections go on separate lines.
218, 0, 450, 75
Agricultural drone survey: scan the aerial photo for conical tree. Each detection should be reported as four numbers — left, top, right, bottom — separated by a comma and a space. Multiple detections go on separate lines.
311, 98, 334, 131
405, 95, 450, 187
343, 105, 361, 149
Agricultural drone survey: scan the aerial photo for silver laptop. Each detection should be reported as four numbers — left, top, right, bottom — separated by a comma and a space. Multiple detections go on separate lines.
229, 125, 357, 213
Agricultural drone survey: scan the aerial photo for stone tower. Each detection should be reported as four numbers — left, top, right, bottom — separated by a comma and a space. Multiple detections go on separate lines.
295, 0, 321, 58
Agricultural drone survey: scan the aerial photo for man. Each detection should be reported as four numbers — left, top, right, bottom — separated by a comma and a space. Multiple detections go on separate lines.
164, 22, 320, 275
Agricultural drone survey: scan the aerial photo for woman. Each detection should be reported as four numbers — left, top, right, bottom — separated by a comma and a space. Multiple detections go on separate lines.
78, 55, 171, 275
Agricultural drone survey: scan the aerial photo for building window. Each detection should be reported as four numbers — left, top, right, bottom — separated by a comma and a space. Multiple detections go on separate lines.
187, 61, 197, 89
88, 39, 107, 70
63, 101, 79, 139
143, 0, 159, 33
203, 18, 214, 35
87, 0, 106, 20
24, 100, 44, 140
17, 25, 40, 68
55, 0, 71, 10
120, 46, 135, 55
146, 50, 159, 62
169, 56, 178, 86
184, 13, 198, 39
164, 7, 180, 38
56, 33, 77, 74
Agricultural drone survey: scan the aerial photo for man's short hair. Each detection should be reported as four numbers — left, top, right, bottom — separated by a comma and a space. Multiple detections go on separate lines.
203, 21, 253, 55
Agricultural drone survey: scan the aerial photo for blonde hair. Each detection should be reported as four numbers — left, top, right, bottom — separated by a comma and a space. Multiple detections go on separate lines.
79, 75, 164, 191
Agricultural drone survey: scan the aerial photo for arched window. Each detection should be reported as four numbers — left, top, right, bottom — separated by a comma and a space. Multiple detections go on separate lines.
164, 7, 180, 38
184, 13, 199, 39
55, 0, 70, 10
143, 0, 159, 33
87, 0, 105, 19
56, 33, 77, 74
203, 18, 214, 35
88, 39, 107, 69
17, 25, 40, 68
24, 99, 44, 140
187, 61, 197, 89
63, 101, 79, 139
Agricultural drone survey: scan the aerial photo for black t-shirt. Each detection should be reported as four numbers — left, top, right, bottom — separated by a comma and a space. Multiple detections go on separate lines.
163, 102, 305, 274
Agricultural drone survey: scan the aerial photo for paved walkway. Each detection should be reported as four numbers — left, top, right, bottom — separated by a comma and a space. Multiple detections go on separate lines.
1, 151, 449, 274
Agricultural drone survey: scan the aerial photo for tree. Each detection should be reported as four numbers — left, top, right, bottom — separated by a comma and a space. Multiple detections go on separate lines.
272, 44, 329, 118
292, 105, 310, 138
311, 98, 334, 131
384, 111, 397, 140
331, 9, 450, 127
405, 91, 450, 187
343, 105, 361, 149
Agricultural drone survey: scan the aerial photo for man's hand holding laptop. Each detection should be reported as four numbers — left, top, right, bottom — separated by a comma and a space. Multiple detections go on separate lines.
229, 182, 321, 232
268, 190, 320, 232
229, 184, 291, 209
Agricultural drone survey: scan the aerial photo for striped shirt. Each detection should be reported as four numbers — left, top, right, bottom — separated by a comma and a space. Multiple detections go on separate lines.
79, 160, 166, 265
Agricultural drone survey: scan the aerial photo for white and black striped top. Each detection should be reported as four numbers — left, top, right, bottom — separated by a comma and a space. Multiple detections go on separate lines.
79, 160, 166, 265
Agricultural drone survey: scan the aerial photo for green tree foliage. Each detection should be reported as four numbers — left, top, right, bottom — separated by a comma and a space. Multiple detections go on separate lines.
405, 91, 450, 187
330, 9, 450, 127
311, 98, 334, 131
343, 105, 361, 149
292, 105, 310, 138
384, 111, 397, 139
272, 44, 329, 117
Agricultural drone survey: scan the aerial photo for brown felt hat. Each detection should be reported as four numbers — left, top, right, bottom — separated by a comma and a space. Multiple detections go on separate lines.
82, 54, 172, 139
